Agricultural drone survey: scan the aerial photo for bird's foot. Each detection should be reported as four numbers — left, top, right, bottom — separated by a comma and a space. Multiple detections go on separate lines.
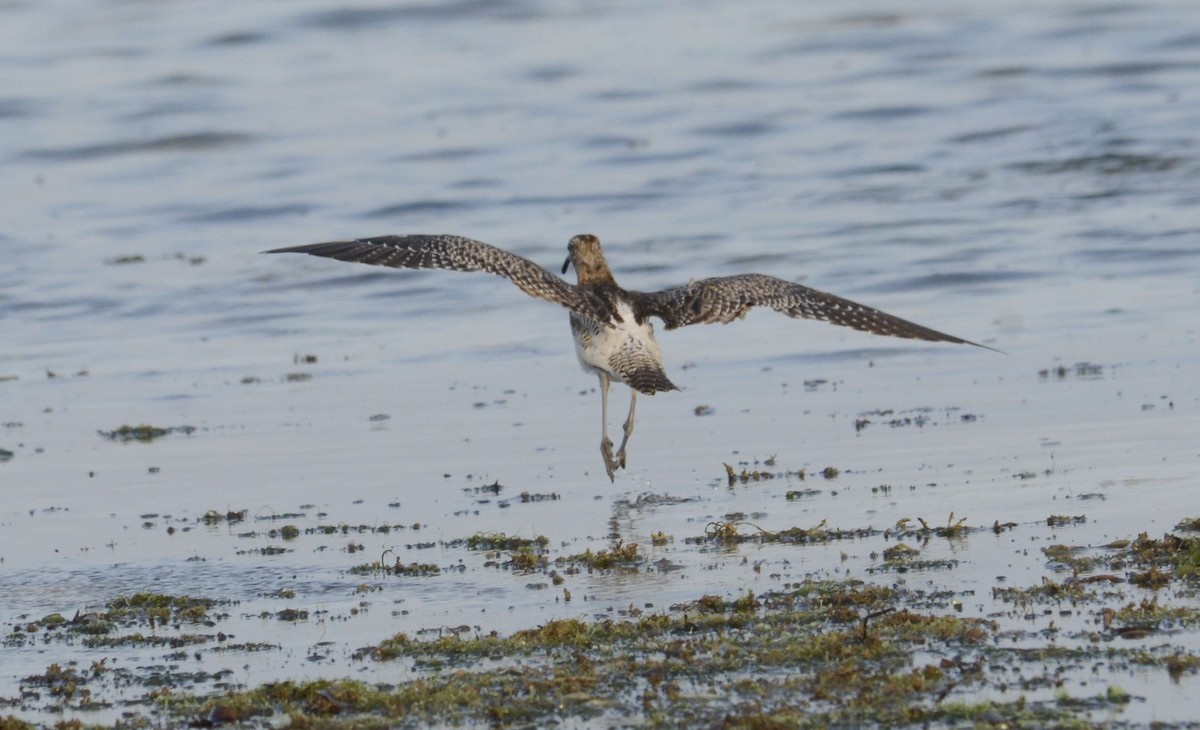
601, 439, 619, 482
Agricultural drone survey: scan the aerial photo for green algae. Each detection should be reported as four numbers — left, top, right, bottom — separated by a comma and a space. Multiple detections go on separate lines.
7, 515, 1200, 729
170, 581, 1066, 729
348, 555, 441, 577
461, 531, 548, 552
559, 541, 643, 571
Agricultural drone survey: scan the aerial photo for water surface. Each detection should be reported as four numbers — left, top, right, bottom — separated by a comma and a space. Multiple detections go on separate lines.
2, 0, 1199, 725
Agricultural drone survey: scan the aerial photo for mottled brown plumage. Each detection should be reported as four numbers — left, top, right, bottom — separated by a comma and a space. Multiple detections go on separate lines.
267, 233, 990, 480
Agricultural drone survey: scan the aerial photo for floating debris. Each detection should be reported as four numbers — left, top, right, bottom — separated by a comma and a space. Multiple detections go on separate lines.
98, 424, 196, 442
1038, 361, 1105, 380
722, 460, 805, 486
201, 509, 247, 525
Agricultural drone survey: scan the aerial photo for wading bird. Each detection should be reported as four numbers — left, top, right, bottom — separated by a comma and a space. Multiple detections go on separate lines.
268, 234, 988, 480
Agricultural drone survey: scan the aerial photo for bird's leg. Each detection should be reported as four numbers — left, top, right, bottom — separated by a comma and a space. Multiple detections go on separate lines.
598, 373, 618, 481
614, 389, 637, 470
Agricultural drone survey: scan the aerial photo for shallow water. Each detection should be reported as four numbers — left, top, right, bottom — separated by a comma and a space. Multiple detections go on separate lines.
2, 0, 1199, 725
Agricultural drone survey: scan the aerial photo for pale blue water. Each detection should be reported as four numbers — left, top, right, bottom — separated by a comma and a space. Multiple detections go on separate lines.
2, 0, 1199, 724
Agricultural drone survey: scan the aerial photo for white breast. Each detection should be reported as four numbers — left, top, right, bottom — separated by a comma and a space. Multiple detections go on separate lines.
571, 301, 663, 383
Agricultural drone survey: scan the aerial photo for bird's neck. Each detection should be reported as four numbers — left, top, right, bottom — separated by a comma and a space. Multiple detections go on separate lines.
574, 259, 616, 286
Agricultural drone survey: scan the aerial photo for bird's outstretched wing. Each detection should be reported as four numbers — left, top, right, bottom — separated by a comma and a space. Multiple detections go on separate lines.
635, 273, 989, 348
266, 235, 613, 322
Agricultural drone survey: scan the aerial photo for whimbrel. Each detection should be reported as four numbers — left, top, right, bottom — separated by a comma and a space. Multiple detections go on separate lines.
267, 234, 988, 480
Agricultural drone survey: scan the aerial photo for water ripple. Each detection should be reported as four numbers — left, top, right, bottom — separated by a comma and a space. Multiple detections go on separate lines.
23, 132, 254, 161
0, 97, 36, 119
868, 270, 1042, 295
1009, 153, 1184, 176
178, 204, 313, 224
366, 199, 479, 218
297, 0, 538, 30
831, 105, 934, 121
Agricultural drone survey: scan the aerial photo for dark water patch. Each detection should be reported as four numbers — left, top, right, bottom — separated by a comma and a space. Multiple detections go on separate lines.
123, 100, 229, 122
868, 269, 1042, 295
830, 163, 927, 177
977, 65, 1032, 78
686, 78, 759, 93
365, 198, 479, 218
205, 311, 312, 329
589, 87, 657, 101
947, 124, 1039, 145
1158, 32, 1200, 50
871, 235, 951, 250
1009, 153, 1183, 176
615, 262, 676, 277
1045, 60, 1200, 78
692, 120, 776, 138
0, 97, 37, 119
995, 196, 1046, 212
1069, 225, 1200, 244
178, 204, 312, 224
824, 217, 972, 236
364, 285, 443, 301
152, 73, 231, 87
397, 146, 487, 162
4, 296, 122, 321
760, 345, 952, 366
813, 184, 906, 205
602, 147, 710, 166
764, 28, 934, 59
582, 134, 646, 150
914, 245, 1007, 267
1073, 246, 1200, 266
23, 132, 254, 161
635, 233, 727, 250
451, 177, 503, 189
204, 31, 271, 46
298, 0, 537, 30
1064, 3, 1140, 18
831, 105, 934, 122
524, 64, 577, 83
1072, 188, 1123, 201
506, 191, 669, 210
0, 563, 307, 613
266, 270, 432, 293
824, 12, 904, 29
725, 252, 801, 268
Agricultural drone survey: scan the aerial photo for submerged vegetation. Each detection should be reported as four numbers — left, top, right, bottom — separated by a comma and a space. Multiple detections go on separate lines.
3, 495, 1200, 728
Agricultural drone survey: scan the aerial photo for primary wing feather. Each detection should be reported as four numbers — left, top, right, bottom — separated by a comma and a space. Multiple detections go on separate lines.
636, 273, 983, 346
267, 235, 611, 322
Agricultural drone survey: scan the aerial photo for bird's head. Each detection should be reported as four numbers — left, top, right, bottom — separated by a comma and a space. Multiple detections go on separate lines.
562, 234, 614, 284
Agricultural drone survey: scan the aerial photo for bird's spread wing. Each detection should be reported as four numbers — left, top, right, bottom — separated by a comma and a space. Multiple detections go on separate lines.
266, 235, 613, 322
635, 273, 987, 347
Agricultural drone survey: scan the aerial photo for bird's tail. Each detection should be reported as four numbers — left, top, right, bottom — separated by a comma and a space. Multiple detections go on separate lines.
625, 368, 679, 395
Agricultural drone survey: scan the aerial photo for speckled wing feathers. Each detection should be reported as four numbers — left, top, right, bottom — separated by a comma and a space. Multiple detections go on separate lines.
267, 235, 612, 322
636, 274, 977, 345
